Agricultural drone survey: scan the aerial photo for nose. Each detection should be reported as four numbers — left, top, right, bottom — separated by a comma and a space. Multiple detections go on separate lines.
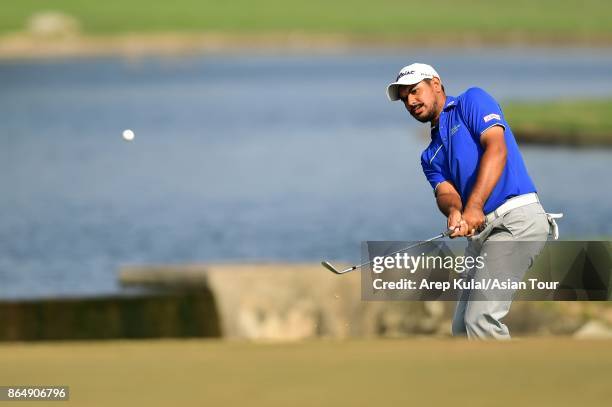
404, 95, 418, 112
409, 92, 421, 105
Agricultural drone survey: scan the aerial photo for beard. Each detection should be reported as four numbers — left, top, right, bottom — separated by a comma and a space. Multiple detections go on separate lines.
410, 101, 438, 123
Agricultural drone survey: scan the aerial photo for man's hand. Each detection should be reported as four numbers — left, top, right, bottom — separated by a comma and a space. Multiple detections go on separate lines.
435, 182, 468, 238
462, 204, 486, 236
448, 208, 468, 238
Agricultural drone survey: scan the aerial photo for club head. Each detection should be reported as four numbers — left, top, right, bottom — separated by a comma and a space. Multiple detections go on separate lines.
321, 261, 356, 275
321, 261, 341, 274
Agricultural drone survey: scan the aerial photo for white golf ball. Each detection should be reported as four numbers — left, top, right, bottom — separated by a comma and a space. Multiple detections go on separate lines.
122, 129, 135, 141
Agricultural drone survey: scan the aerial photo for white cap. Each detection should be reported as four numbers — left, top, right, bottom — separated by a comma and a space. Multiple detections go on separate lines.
386, 63, 441, 101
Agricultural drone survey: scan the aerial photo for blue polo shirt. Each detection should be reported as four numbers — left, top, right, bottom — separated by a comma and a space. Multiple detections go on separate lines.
420, 87, 536, 214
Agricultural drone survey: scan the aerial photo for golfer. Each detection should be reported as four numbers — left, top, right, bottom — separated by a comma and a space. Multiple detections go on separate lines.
386, 63, 561, 339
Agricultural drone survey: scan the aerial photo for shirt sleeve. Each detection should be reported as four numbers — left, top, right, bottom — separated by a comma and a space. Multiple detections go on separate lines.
459, 87, 506, 137
421, 145, 451, 194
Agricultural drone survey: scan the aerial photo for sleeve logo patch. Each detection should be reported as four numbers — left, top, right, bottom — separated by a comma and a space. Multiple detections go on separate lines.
483, 113, 501, 123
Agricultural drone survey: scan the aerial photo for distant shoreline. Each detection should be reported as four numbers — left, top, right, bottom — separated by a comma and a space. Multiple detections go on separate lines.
2, 32, 612, 61
504, 100, 612, 147
514, 130, 612, 147
4, 0, 612, 61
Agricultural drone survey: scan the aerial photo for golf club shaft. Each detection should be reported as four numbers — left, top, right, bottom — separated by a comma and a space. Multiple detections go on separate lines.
339, 231, 450, 273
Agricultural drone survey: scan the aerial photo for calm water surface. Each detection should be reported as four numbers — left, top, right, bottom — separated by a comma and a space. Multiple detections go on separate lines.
1, 48, 611, 298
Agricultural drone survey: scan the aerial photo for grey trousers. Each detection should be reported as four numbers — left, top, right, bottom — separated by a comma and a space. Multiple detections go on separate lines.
451, 202, 551, 340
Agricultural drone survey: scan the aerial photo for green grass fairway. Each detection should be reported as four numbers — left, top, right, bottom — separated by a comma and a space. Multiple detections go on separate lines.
1, 338, 611, 406
504, 99, 612, 145
1, 0, 611, 41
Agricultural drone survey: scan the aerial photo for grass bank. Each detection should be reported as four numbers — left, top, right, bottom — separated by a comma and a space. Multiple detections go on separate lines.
2, 0, 611, 43
0, 338, 610, 406
504, 99, 612, 146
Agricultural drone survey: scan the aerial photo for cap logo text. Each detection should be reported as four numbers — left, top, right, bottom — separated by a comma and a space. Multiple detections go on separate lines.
396, 70, 415, 81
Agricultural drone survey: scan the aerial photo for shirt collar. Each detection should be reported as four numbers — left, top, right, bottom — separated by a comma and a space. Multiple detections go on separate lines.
443, 95, 457, 111
430, 96, 457, 138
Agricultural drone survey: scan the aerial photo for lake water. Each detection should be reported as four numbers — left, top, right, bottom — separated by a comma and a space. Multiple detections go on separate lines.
1, 48, 611, 299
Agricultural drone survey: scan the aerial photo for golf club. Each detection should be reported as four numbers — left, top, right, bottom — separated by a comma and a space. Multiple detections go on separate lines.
321, 230, 451, 275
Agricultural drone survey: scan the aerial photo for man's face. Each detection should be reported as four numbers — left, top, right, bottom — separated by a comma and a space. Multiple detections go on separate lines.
398, 80, 440, 123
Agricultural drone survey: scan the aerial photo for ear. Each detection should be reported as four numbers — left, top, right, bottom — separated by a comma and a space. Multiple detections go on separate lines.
431, 77, 442, 93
